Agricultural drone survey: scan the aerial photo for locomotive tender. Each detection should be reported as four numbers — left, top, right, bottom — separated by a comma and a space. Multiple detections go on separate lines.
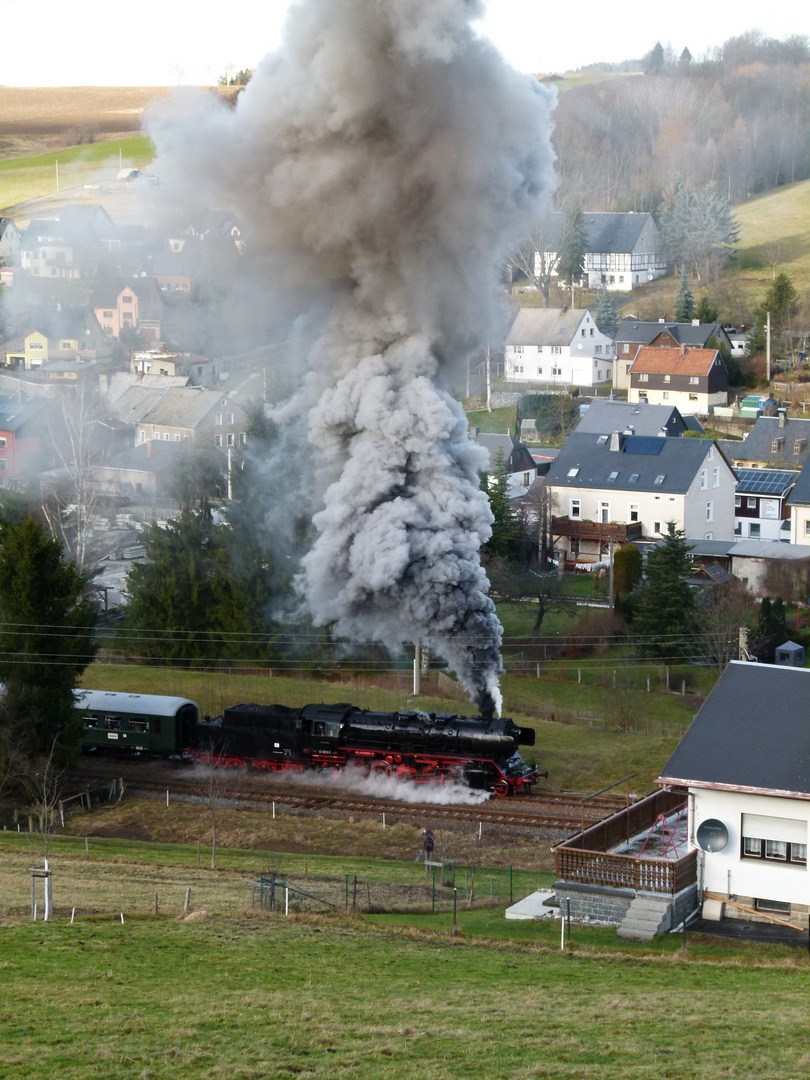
78, 692, 542, 796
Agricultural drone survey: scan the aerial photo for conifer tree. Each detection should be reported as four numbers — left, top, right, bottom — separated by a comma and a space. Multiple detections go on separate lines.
632, 523, 696, 659
0, 506, 98, 761
674, 265, 696, 322
594, 287, 618, 338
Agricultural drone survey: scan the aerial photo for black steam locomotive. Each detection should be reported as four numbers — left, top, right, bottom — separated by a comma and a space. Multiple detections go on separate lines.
78, 692, 543, 796
196, 702, 541, 796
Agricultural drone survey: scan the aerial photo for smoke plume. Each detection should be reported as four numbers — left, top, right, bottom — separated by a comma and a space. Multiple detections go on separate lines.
148, 0, 556, 714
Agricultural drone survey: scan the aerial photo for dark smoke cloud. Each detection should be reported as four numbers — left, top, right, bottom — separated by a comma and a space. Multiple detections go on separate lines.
147, 0, 556, 714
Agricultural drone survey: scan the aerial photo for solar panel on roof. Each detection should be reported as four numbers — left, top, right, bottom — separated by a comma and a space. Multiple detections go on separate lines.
624, 435, 665, 455
736, 468, 798, 495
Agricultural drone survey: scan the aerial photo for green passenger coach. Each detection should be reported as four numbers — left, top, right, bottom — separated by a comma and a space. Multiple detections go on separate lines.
77, 690, 199, 756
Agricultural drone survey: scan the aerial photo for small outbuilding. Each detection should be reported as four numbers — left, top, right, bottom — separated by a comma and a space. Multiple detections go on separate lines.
775, 640, 805, 667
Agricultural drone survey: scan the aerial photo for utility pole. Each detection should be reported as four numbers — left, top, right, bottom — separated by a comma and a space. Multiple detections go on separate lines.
738, 627, 751, 662
766, 311, 771, 383
485, 343, 491, 413
413, 643, 421, 696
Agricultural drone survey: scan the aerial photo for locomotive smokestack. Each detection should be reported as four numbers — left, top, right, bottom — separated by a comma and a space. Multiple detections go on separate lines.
147, 0, 556, 716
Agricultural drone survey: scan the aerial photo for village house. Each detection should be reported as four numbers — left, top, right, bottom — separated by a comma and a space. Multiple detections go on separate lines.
91, 277, 163, 342
0, 217, 21, 264
534, 211, 666, 293
721, 411, 810, 471
3, 305, 110, 370
612, 319, 732, 391
734, 467, 796, 542
504, 307, 613, 388
0, 395, 56, 485
575, 399, 704, 438
628, 345, 728, 414
471, 431, 542, 498
135, 387, 249, 449
130, 349, 215, 385
658, 661, 810, 930
545, 431, 736, 566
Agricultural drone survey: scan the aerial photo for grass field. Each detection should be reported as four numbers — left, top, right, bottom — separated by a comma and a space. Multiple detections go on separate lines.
0, 821, 808, 1080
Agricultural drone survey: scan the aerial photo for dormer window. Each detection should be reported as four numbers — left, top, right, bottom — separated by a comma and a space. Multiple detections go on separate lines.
654, 474, 665, 484
597, 435, 608, 444
629, 473, 639, 483
608, 471, 619, 482
567, 467, 580, 478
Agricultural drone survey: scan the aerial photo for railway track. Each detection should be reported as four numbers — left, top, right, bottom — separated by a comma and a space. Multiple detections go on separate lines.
73, 764, 636, 834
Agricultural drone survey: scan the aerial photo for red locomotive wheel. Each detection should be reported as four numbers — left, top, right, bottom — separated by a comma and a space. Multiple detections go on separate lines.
370, 760, 392, 776
396, 764, 418, 779
493, 780, 510, 797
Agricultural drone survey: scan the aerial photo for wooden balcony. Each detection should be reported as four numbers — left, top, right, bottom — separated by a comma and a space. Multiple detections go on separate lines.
554, 789, 697, 896
551, 516, 643, 542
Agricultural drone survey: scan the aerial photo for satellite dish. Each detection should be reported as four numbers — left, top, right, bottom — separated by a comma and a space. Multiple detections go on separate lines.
697, 819, 729, 853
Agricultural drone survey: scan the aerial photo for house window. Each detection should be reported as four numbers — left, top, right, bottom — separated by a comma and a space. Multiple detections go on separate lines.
216, 413, 223, 426
795, 439, 807, 455
608, 471, 618, 482
103, 310, 113, 318
240, 433, 247, 446
713, 467, 720, 488
746, 497, 757, 509
735, 495, 742, 508
570, 499, 581, 519
755, 898, 792, 914
567, 467, 580, 478
749, 523, 761, 538
537, 368, 543, 376
626, 364, 632, 374
599, 501, 610, 523
663, 391, 670, 399
654, 474, 665, 484
639, 373, 649, 382
227, 433, 235, 446
551, 346, 561, 354
628, 473, 639, 483
772, 438, 784, 452
706, 501, 713, 522
514, 345, 524, 354
734, 521, 742, 535
663, 374, 671, 383
628, 504, 639, 522
689, 376, 699, 385
653, 521, 662, 534
514, 365, 524, 374
622, 344, 630, 354
743, 837, 806, 865
700, 469, 707, 490
175, 434, 181, 442
227, 412, 234, 424
689, 393, 699, 401
552, 365, 562, 376
164, 432, 170, 440
215, 434, 223, 447
0, 438, 5, 450
805, 520, 810, 537
595, 345, 602, 354
581, 329, 586, 337
122, 295, 133, 303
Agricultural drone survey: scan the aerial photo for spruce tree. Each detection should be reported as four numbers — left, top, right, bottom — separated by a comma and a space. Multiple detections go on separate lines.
594, 287, 618, 338
481, 450, 518, 560
675, 265, 695, 322
557, 208, 588, 289
0, 507, 98, 761
632, 523, 696, 660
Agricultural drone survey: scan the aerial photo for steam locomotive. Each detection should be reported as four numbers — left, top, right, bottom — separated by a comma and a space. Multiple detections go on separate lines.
78, 692, 543, 796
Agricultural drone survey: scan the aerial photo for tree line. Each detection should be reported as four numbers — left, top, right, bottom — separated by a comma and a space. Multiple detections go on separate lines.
552, 32, 810, 213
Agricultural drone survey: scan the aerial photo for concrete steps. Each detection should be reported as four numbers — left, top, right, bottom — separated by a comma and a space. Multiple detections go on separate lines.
617, 894, 672, 942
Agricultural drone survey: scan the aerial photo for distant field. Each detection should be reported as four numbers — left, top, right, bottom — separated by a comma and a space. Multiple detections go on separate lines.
0, 85, 238, 216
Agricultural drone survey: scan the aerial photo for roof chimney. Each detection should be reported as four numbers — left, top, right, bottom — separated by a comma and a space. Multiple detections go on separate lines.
779, 408, 787, 428
147, 439, 152, 457
679, 343, 686, 357
609, 431, 622, 452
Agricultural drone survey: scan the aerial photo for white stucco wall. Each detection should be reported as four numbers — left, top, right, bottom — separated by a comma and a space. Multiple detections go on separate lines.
691, 788, 810, 909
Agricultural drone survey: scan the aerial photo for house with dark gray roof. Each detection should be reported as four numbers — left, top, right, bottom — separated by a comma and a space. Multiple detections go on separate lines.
0, 395, 56, 484
545, 431, 736, 565
471, 431, 541, 498
534, 211, 666, 293
503, 307, 613, 388
613, 320, 732, 390
136, 387, 248, 449
734, 467, 796, 542
658, 661, 810, 929
725, 412, 810, 471
575, 399, 702, 438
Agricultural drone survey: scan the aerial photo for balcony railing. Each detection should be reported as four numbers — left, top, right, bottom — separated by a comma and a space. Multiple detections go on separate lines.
551, 516, 643, 541
554, 789, 697, 896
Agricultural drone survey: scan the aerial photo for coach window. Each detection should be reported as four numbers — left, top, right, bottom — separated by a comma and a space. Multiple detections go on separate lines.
104, 716, 121, 730
84, 715, 97, 728
130, 720, 147, 733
